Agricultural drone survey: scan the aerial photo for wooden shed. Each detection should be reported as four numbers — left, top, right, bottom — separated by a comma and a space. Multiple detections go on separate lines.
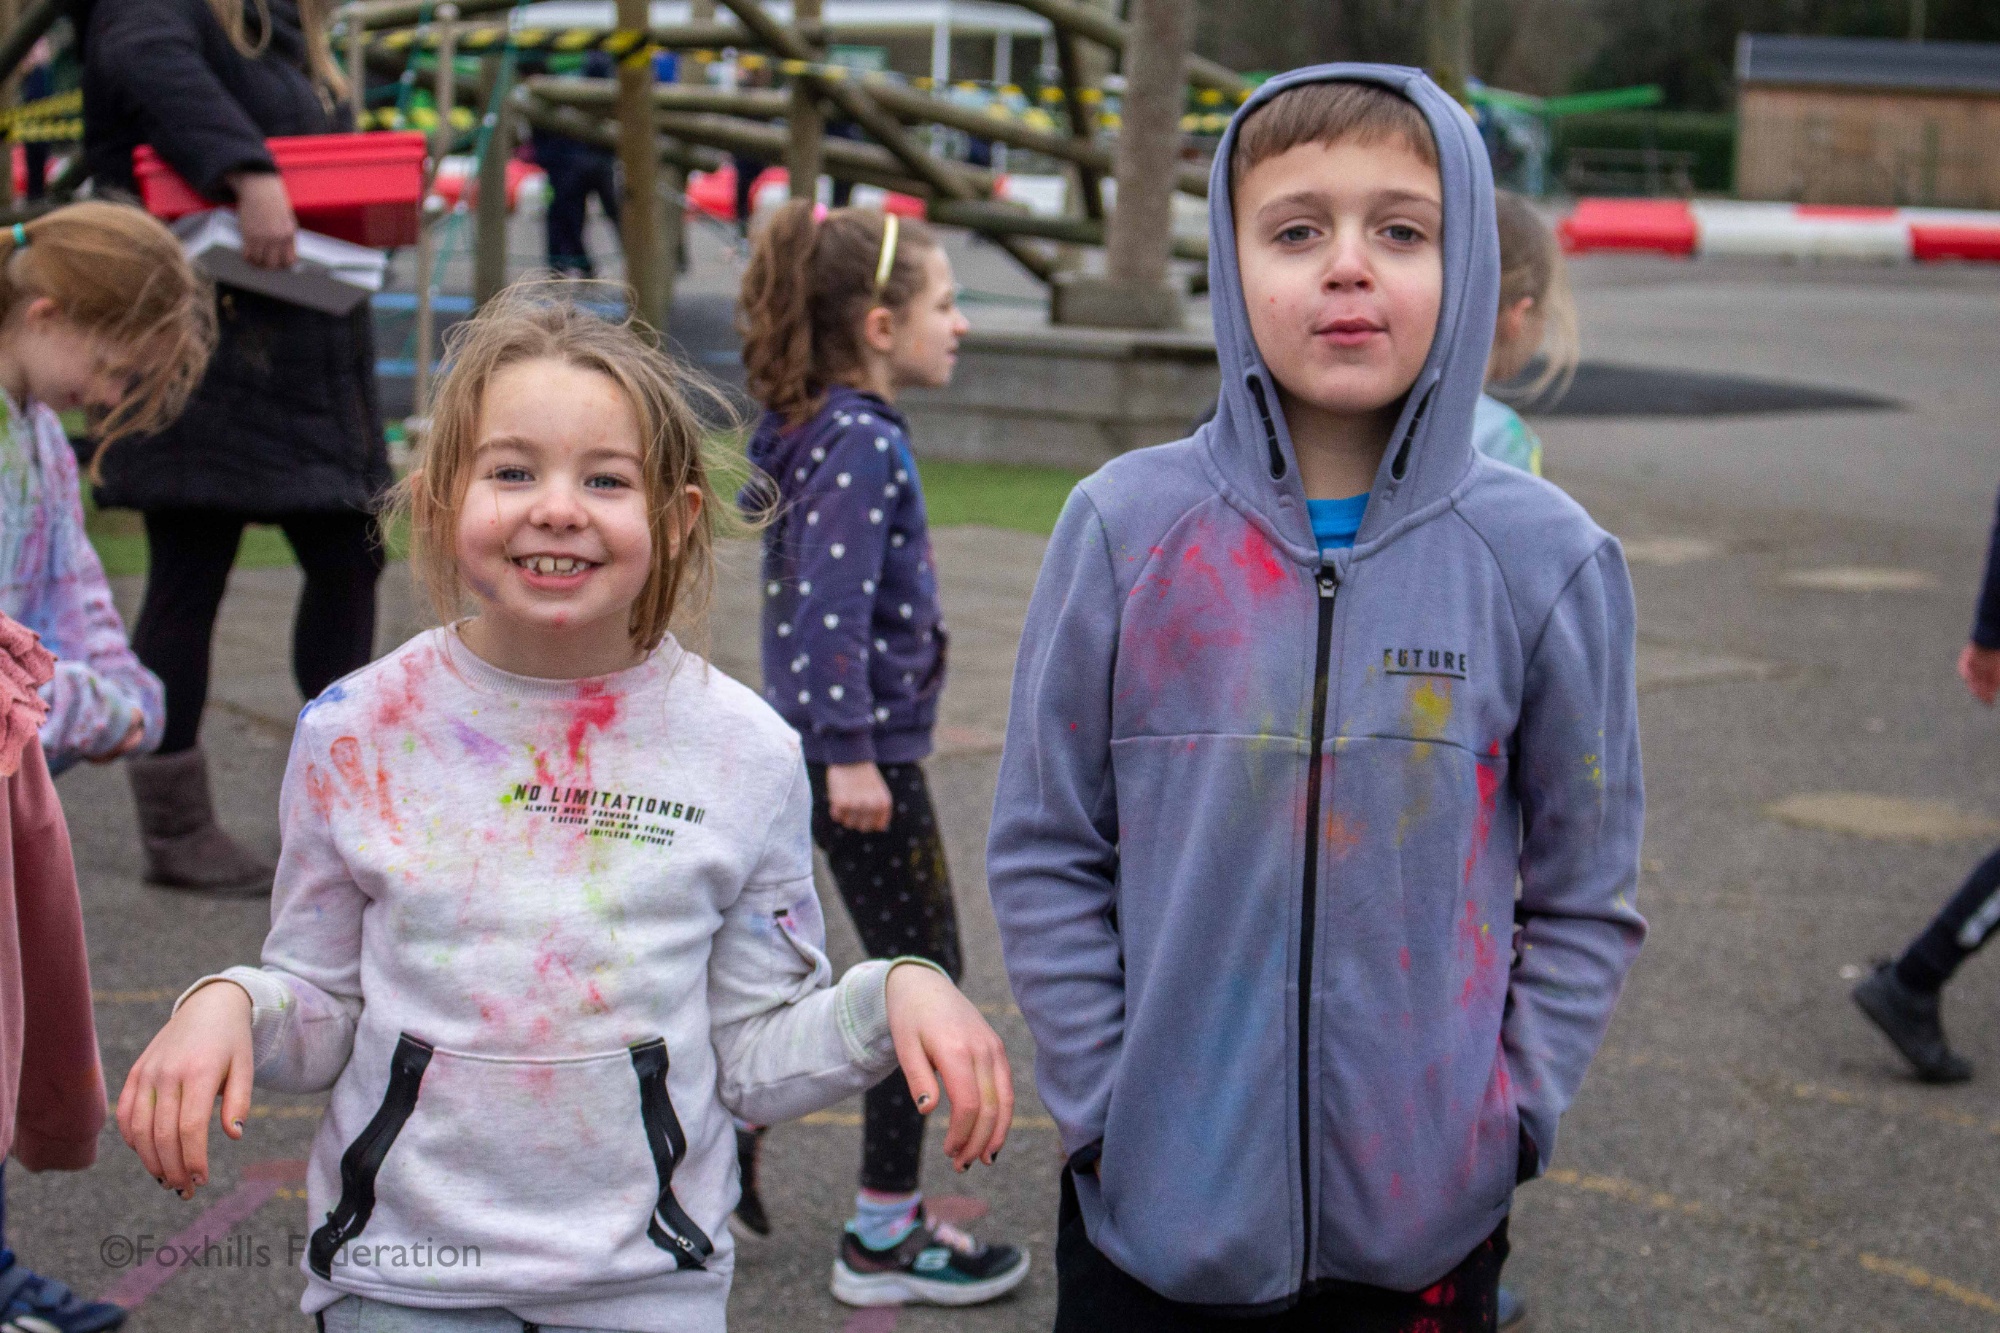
1736, 34, 2000, 208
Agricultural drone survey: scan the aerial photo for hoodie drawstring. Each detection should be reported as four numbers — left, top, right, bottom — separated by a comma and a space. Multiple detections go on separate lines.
1246, 374, 1287, 480
1389, 382, 1437, 482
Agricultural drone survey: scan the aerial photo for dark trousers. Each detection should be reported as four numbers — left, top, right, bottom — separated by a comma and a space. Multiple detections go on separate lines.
1056, 1169, 1508, 1333
1897, 843, 2000, 992
807, 761, 963, 1194
132, 509, 385, 754
543, 154, 619, 277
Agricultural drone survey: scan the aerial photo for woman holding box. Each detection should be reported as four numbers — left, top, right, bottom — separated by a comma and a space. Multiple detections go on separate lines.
82, 0, 389, 893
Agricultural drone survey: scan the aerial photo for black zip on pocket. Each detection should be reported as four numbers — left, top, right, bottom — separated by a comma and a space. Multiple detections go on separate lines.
309, 1033, 434, 1278
1296, 567, 1340, 1283
630, 1038, 715, 1271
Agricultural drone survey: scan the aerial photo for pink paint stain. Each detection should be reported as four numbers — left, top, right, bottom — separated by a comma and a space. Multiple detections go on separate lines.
1228, 524, 1288, 600
565, 683, 620, 763
1463, 741, 1502, 883
329, 735, 397, 827
1455, 899, 1502, 1010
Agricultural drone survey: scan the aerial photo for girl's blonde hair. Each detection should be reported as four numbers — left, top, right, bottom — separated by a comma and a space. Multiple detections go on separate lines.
400, 281, 731, 654
1493, 189, 1579, 403
205, 0, 348, 107
738, 200, 940, 427
6, 201, 217, 448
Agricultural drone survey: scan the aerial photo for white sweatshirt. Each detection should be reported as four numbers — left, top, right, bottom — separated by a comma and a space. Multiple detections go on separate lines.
185, 628, 900, 1331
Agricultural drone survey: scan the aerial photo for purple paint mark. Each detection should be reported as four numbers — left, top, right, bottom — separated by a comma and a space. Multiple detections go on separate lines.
450, 717, 509, 764
97, 1160, 307, 1312
840, 1308, 899, 1333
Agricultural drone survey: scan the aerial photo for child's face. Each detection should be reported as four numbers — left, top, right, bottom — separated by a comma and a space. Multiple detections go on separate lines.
15, 300, 130, 415
884, 248, 968, 391
454, 358, 657, 670
1234, 136, 1444, 423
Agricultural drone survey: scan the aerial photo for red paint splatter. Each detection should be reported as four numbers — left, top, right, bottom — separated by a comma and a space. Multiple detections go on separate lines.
1419, 1280, 1456, 1307
1463, 741, 1502, 882
1323, 811, 1363, 859
1398, 946, 1412, 971
328, 735, 396, 825
565, 683, 620, 762
1456, 899, 1502, 1010
1228, 524, 1288, 600
373, 653, 431, 731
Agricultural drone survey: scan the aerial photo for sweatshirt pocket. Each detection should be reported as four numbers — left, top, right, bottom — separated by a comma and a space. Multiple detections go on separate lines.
308, 1032, 721, 1298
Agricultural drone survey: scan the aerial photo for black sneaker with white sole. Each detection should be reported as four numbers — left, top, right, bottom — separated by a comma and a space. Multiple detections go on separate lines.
831, 1213, 1029, 1307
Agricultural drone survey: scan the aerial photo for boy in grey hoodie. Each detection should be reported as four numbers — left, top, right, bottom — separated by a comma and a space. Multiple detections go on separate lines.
988, 67, 1646, 1328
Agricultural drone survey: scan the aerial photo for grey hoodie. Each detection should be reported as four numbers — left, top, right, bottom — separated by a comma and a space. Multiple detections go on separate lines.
987, 64, 1645, 1307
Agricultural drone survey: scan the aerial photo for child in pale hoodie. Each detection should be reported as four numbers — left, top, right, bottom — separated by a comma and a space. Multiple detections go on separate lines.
117, 285, 1011, 1333
0, 203, 212, 774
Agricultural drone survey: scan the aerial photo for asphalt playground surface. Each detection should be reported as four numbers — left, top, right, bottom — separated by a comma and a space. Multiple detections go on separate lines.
16, 221, 2000, 1332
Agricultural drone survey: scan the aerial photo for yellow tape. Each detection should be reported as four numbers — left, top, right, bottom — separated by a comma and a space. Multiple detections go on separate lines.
0, 88, 80, 128
10, 117, 79, 144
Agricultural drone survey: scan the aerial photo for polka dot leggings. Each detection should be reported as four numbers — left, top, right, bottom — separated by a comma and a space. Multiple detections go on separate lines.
807, 761, 964, 1194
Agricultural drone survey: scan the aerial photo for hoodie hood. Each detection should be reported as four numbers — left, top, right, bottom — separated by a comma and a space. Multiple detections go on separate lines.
1205, 64, 1499, 562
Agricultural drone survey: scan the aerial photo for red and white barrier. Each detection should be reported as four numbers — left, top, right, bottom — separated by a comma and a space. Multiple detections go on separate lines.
1559, 198, 2000, 263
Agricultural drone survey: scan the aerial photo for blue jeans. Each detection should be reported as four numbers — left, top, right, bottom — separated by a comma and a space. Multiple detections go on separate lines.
317, 1296, 624, 1333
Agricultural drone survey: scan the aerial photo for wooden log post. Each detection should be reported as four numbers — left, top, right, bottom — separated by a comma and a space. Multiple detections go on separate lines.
615, 0, 666, 332
473, 51, 511, 305
412, 2, 459, 426
787, 0, 823, 203
345, 4, 367, 122
1052, 0, 1190, 328
1426, 0, 1471, 105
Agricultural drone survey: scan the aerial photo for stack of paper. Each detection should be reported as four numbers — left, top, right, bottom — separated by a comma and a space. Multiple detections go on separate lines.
173, 210, 389, 317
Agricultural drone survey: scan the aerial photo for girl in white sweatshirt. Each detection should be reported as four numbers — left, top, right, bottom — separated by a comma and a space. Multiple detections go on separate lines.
116, 285, 1014, 1333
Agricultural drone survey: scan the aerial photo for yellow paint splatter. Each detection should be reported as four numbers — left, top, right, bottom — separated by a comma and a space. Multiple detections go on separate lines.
1583, 752, 1603, 787
1406, 679, 1453, 741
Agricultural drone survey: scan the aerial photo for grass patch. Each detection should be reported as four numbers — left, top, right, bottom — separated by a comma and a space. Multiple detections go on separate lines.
84, 491, 409, 580
915, 459, 1084, 536
82, 458, 1075, 578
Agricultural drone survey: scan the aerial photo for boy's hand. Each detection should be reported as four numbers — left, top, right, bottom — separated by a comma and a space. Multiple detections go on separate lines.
827, 761, 893, 833
1961, 643, 2000, 707
884, 962, 1012, 1172
117, 981, 255, 1199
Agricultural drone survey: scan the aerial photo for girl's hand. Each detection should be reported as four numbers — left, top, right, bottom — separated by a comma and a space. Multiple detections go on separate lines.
117, 981, 255, 1199
885, 962, 1012, 1172
88, 706, 147, 764
1961, 643, 2000, 707
827, 761, 893, 833
227, 171, 298, 270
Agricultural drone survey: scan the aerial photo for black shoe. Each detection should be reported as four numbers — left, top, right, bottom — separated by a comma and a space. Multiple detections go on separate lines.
731, 1126, 771, 1238
1853, 961, 1974, 1083
831, 1213, 1030, 1307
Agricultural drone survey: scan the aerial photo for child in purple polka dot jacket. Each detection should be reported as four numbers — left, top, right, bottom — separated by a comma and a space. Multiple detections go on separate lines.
736, 201, 1030, 1309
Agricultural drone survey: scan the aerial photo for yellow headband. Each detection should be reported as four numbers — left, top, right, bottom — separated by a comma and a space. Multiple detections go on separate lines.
873, 213, 899, 295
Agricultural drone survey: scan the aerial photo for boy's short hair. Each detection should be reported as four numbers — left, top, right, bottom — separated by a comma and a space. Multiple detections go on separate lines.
1230, 81, 1438, 193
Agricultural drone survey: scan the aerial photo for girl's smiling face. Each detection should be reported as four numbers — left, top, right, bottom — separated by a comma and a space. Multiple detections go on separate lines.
453, 357, 677, 680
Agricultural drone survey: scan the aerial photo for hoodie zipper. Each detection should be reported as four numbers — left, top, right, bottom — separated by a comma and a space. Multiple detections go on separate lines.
1297, 564, 1339, 1283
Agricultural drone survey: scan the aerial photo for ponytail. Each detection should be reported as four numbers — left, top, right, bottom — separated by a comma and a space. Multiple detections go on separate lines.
738, 199, 820, 427
737, 200, 938, 427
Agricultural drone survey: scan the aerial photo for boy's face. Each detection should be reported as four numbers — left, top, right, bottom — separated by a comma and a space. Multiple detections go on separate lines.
1234, 136, 1444, 423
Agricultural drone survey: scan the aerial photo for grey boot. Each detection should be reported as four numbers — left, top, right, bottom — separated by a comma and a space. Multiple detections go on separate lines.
126, 746, 275, 894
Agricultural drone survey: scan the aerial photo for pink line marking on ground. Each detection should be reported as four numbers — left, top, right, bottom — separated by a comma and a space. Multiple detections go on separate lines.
839, 1308, 899, 1333
96, 1159, 308, 1312
923, 1194, 990, 1226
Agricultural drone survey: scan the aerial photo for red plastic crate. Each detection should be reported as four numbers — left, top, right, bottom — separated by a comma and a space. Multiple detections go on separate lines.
134, 131, 429, 248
